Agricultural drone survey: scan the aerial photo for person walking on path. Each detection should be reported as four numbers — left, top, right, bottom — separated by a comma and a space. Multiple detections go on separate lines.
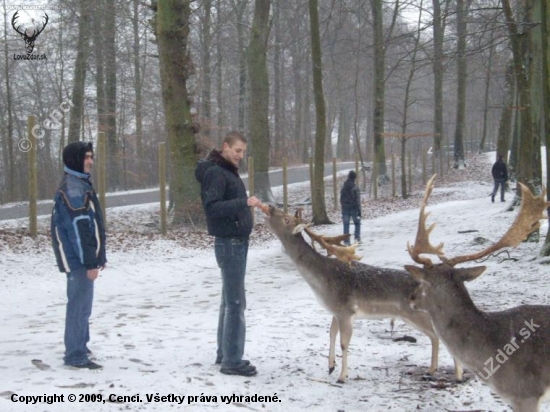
195, 131, 262, 377
340, 170, 362, 245
51, 141, 107, 370
491, 154, 508, 203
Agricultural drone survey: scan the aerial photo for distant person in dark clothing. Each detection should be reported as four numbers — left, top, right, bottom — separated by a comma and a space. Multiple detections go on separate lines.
340, 170, 361, 244
491, 154, 508, 203
195, 131, 261, 377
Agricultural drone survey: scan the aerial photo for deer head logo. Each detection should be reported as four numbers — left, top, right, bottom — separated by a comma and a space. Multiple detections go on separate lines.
11, 11, 49, 54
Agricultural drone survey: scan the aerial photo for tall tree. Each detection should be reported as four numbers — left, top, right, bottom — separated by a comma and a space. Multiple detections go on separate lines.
540, 0, 550, 256
2, 1, 14, 201
371, 0, 388, 180
502, 0, 541, 191
200, 0, 212, 137
452, 0, 470, 169
68, 0, 92, 143
432, 0, 448, 173
247, 0, 273, 201
309, 0, 330, 224
133, 0, 144, 178
105, 0, 118, 189
155, 0, 201, 225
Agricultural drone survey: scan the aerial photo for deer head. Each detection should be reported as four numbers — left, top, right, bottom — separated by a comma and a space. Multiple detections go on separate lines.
12, 11, 49, 54
263, 205, 361, 264
406, 175, 550, 310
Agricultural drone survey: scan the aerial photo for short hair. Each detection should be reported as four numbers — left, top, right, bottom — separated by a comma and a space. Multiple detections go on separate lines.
348, 170, 357, 181
223, 131, 247, 147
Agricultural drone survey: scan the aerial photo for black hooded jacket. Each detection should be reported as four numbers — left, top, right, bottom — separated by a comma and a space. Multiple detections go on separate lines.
340, 178, 361, 212
491, 158, 508, 181
195, 150, 253, 238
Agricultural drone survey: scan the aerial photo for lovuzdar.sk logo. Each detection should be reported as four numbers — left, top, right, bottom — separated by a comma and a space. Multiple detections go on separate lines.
12, 11, 48, 60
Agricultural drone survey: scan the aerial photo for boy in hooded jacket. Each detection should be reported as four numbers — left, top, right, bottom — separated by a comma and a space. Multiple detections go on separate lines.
51, 141, 106, 369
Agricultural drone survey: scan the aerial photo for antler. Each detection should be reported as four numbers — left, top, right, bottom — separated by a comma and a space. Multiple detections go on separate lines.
33, 13, 49, 38
11, 11, 25, 36
408, 175, 550, 268
446, 182, 550, 266
407, 175, 445, 268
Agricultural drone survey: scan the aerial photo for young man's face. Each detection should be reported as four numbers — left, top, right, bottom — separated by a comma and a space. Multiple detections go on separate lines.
83, 151, 94, 174
221, 140, 246, 167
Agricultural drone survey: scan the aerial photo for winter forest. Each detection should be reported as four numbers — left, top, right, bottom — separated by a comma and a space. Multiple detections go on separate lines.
1, 0, 550, 228
3, 1, 550, 411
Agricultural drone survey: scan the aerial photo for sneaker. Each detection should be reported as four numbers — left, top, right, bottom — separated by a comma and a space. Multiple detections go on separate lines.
220, 363, 257, 377
216, 358, 250, 366
71, 361, 102, 370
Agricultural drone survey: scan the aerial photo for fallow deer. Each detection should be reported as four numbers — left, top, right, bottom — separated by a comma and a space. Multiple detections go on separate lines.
406, 175, 550, 412
264, 204, 462, 383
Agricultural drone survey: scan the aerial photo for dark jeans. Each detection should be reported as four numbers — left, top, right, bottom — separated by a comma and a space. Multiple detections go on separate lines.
342, 210, 361, 243
64, 267, 94, 366
214, 237, 249, 368
491, 178, 506, 201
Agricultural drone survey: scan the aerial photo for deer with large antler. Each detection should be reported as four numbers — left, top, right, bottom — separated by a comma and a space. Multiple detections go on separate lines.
406, 175, 550, 412
263, 204, 462, 383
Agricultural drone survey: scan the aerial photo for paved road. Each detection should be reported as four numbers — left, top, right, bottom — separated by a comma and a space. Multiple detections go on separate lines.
0, 162, 358, 221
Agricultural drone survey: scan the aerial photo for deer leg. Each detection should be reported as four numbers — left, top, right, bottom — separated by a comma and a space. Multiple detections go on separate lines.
453, 358, 463, 382
336, 315, 353, 384
328, 316, 338, 375
510, 397, 540, 412
427, 334, 439, 375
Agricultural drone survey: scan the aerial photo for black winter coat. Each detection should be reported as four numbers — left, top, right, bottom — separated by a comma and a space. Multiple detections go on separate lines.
492, 159, 508, 181
340, 178, 361, 212
195, 150, 253, 238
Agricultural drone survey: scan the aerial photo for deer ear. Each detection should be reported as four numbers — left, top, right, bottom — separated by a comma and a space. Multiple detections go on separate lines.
404, 265, 427, 282
455, 266, 486, 282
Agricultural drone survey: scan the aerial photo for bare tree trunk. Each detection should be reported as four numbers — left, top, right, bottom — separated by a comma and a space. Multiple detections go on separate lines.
371, 0, 387, 180
247, 0, 273, 202
2, 1, 14, 201
273, 0, 283, 162
201, 0, 212, 137
452, 0, 470, 169
215, 0, 224, 137
155, 0, 202, 225
233, 0, 248, 131
133, 0, 144, 180
503, 0, 540, 191
540, 0, 550, 256
309, 0, 330, 224
94, 0, 107, 134
432, 0, 448, 172
68, 0, 92, 143
105, 0, 118, 189
479, 25, 495, 153
496, 60, 514, 162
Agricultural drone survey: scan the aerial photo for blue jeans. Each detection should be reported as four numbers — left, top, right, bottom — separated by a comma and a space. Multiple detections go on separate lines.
342, 210, 361, 243
491, 178, 506, 201
64, 267, 94, 366
214, 237, 249, 368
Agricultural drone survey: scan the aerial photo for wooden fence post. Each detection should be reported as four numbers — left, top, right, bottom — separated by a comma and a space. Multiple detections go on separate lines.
97, 132, 107, 225
283, 157, 288, 213
248, 156, 254, 224
27, 116, 37, 238
333, 157, 338, 211
159, 142, 167, 235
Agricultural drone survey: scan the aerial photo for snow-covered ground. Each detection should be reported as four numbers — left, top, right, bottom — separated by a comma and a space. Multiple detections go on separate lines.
1, 153, 549, 412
